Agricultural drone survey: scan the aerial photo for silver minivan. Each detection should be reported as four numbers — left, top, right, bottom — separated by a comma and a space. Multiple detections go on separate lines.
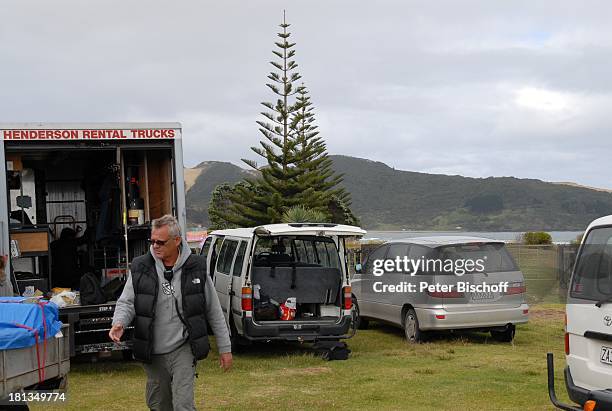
352, 236, 529, 343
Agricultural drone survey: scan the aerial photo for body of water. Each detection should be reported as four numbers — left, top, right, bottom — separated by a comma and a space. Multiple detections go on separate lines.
363, 230, 583, 244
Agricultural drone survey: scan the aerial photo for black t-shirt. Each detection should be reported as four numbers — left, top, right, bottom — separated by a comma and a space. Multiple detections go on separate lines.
163, 265, 173, 282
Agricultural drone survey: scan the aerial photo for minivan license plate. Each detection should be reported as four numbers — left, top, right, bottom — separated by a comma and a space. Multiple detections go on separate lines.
471, 292, 494, 301
601, 346, 612, 365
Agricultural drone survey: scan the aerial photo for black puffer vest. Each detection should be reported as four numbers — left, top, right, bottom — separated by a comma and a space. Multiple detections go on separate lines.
130, 252, 210, 363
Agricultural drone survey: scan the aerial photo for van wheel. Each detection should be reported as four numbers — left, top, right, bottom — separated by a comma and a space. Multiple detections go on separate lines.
491, 325, 515, 342
404, 308, 426, 343
352, 298, 368, 330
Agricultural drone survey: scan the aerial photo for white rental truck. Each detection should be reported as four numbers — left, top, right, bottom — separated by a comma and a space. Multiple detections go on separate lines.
0, 123, 187, 357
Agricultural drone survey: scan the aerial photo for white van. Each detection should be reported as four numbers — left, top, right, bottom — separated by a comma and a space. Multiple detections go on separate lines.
199, 223, 365, 348
548, 215, 612, 410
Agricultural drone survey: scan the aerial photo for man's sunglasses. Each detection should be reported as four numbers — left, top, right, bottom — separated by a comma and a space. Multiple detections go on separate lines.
148, 239, 171, 246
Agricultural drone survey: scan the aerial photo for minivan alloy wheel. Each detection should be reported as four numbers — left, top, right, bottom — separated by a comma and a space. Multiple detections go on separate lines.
404, 308, 424, 343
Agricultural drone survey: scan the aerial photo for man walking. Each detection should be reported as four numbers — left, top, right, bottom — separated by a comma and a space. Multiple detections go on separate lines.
109, 214, 232, 410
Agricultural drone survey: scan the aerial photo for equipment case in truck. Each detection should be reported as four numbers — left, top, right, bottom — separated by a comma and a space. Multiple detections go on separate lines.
0, 123, 187, 357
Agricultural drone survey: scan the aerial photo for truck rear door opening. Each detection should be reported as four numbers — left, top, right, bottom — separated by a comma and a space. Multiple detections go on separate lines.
0, 123, 186, 357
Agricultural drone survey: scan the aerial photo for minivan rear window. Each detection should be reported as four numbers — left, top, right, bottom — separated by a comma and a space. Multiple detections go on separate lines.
570, 226, 612, 301
435, 243, 518, 274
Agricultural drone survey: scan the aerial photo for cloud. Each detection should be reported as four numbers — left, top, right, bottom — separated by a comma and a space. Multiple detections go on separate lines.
1, 0, 612, 189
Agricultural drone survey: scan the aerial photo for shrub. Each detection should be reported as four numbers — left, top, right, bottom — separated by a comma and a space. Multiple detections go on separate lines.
281, 205, 328, 223
522, 231, 553, 245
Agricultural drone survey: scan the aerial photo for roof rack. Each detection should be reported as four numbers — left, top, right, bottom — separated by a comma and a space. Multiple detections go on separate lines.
287, 223, 337, 228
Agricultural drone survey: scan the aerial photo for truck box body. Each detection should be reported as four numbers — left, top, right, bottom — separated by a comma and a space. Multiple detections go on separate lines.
0, 123, 186, 356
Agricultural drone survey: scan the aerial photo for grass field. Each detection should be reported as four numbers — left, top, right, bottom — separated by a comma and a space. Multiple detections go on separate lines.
31, 304, 573, 411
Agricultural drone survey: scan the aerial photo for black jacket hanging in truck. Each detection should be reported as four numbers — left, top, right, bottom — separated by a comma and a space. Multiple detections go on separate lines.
51, 227, 89, 289
95, 172, 122, 243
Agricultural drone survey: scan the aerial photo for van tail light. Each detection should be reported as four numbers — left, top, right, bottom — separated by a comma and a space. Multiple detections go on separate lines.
427, 291, 464, 298
343, 286, 352, 310
241, 287, 253, 311
564, 314, 570, 355
506, 282, 526, 295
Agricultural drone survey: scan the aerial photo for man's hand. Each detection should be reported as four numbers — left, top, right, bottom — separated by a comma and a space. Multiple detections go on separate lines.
109, 323, 124, 342
219, 352, 233, 372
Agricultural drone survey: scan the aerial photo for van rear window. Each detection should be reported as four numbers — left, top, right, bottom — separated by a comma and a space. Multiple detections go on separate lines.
570, 227, 612, 301
436, 243, 518, 273
200, 237, 212, 259
254, 236, 340, 269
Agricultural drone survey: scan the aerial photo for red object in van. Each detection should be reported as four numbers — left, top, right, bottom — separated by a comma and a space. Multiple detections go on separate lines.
279, 298, 296, 321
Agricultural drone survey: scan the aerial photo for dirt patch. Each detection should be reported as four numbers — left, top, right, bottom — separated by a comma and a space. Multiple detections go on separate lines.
184, 166, 206, 191
249, 384, 284, 398
529, 308, 564, 321
278, 366, 332, 377
248, 366, 332, 378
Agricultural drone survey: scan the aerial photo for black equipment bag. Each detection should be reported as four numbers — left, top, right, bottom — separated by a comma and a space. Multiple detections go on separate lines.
79, 272, 106, 305
312, 341, 351, 361
254, 300, 280, 321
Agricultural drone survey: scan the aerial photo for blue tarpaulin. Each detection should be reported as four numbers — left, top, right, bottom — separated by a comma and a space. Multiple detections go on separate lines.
0, 297, 63, 350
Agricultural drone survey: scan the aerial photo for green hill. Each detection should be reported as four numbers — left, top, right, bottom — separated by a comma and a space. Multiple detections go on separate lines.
185, 161, 254, 228
185, 155, 612, 230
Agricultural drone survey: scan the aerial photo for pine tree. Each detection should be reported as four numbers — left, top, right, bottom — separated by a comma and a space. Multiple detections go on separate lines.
328, 195, 360, 226
215, 13, 359, 227
292, 85, 353, 216
220, 12, 306, 226
222, 179, 270, 226
208, 182, 252, 230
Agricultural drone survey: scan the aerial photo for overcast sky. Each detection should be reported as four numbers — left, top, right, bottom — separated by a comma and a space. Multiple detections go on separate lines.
2, 1, 611, 188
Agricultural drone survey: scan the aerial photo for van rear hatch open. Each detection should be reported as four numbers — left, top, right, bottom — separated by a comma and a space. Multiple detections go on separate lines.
250, 235, 346, 325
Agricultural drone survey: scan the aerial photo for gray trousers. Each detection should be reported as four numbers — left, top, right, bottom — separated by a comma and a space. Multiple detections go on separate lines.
142, 342, 197, 411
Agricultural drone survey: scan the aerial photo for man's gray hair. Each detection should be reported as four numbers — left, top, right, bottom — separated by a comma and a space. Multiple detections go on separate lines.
152, 214, 182, 238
